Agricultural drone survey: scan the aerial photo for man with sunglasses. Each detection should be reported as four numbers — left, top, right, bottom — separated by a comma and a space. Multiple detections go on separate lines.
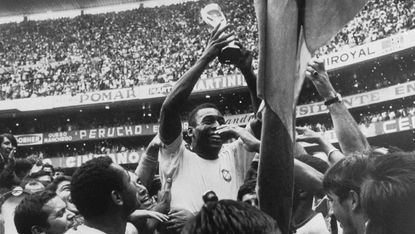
158, 25, 260, 231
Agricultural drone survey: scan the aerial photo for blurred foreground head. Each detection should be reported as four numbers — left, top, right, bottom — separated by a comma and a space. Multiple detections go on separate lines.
182, 199, 281, 234
361, 152, 415, 234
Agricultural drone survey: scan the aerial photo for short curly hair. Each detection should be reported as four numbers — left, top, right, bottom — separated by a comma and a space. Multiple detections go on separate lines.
183, 199, 280, 234
188, 103, 220, 127
70, 156, 124, 219
14, 190, 56, 234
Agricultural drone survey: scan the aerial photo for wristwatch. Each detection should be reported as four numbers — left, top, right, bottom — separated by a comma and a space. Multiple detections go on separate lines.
324, 93, 342, 106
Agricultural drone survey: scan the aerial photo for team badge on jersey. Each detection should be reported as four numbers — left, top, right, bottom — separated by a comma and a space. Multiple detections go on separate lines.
221, 169, 232, 182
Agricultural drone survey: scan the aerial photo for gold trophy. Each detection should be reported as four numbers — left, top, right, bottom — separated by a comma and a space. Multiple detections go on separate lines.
201, 3, 241, 64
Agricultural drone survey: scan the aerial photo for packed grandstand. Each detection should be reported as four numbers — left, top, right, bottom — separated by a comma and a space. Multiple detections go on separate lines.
1, 0, 415, 171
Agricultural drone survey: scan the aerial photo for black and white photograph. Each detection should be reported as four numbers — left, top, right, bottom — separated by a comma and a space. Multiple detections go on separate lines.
0, 0, 414, 233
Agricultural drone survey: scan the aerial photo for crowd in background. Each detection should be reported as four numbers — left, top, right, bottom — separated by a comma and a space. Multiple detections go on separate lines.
19, 140, 147, 159
0, 0, 415, 233
0, 0, 414, 101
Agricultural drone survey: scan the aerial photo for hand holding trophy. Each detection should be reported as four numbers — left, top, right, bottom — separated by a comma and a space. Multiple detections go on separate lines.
201, 3, 241, 64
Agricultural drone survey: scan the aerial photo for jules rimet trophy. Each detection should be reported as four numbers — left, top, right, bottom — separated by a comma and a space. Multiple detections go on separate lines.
201, 3, 242, 64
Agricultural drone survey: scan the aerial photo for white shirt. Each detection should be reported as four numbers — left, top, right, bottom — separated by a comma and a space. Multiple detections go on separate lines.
65, 225, 105, 234
295, 213, 331, 234
159, 134, 255, 214
65, 223, 137, 234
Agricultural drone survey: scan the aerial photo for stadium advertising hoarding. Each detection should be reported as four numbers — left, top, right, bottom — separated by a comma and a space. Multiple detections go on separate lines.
42, 124, 161, 144
77, 73, 248, 105
7, 74, 415, 116
377, 115, 415, 135
44, 115, 415, 168
16, 113, 415, 147
14, 125, 160, 146
296, 80, 415, 117
148, 74, 247, 96
15, 134, 43, 146
43, 150, 143, 168
16, 114, 253, 146
0, 74, 248, 111
322, 29, 415, 70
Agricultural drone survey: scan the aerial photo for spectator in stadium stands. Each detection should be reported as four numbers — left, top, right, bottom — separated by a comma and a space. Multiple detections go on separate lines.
28, 170, 53, 188
182, 194, 281, 234
14, 190, 75, 234
323, 155, 369, 234
237, 179, 258, 208
0, 133, 17, 169
45, 176, 78, 215
158, 25, 261, 232
0, 134, 17, 180
305, 58, 371, 158
67, 156, 140, 234
361, 152, 415, 234
0, 0, 414, 101
0, 134, 27, 195
41, 164, 55, 178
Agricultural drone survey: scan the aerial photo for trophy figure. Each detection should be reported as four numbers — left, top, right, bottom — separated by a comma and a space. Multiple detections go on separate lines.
201, 3, 241, 64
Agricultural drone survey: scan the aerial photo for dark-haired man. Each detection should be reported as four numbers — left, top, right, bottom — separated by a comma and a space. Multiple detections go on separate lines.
67, 156, 140, 234
0, 133, 17, 164
323, 155, 368, 234
14, 190, 75, 234
158, 25, 260, 230
237, 179, 258, 208
182, 199, 281, 234
0, 133, 19, 189
361, 152, 415, 234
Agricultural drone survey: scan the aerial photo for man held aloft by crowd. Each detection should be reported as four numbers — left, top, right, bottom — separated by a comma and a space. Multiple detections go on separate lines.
158, 24, 261, 231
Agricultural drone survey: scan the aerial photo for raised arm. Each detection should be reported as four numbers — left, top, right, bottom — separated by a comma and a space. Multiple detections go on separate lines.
214, 124, 324, 194
159, 25, 234, 144
234, 42, 261, 112
305, 58, 371, 156
135, 135, 161, 188
293, 159, 324, 195
296, 127, 345, 166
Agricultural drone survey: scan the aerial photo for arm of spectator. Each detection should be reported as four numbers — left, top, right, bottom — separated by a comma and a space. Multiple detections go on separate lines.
159, 24, 234, 145
246, 101, 265, 142
135, 135, 161, 188
294, 158, 324, 195
133, 178, 172, 234
129, 210, 169, 223
296, 127, 345, 165
213, 124, 323, 194
234, 42, 261, 112
166, 207, 195, 231
305, 58, 371, 156
294, 142, 309, 156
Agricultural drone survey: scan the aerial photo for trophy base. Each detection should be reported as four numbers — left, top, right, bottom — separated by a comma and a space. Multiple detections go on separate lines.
219, 45, 242, 64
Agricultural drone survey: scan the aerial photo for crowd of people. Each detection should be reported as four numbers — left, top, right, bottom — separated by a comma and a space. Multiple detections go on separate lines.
1, 0, 415, 234
317, 0, 415, 54
0, 0, 414, 101
0, 19, 414, 234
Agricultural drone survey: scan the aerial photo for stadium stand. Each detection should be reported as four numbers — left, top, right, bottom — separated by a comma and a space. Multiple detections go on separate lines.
0, 0, 414, 101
